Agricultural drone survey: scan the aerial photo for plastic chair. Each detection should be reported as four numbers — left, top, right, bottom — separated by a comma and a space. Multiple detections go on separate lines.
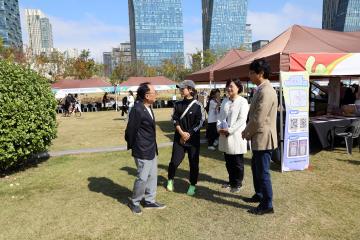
90, 103, 98, 112
57, 105, 64, 114
81, 104, 89, 112
332, 120, 360, 154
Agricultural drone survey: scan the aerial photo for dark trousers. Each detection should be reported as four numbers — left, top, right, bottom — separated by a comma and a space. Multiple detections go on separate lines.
168, 141, 200, 185
121, 106, 128, 116
206, 122, 219, 146
224, 153, 244, 187
251, 150, 273, 209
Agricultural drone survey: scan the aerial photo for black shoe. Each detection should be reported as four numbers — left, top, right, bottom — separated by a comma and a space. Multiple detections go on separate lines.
142, 201, 166, 210
247, 206, 274, 215
243, 194, 261, 203
230, 185, 242, 193
128, 202, 142, 215
221, 183, 231, 189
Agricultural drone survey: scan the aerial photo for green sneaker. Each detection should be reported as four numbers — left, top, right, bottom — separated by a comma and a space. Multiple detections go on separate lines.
166, 180, 174, 192
187, 185, 196, 196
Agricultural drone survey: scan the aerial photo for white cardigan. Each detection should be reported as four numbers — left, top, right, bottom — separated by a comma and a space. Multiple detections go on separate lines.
217, 96, 249, 155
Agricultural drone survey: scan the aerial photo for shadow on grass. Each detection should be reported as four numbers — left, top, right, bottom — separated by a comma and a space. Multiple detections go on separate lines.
120, 164, 227, 186
0, 153, 50, 177
113, 117, 127, 121
336, 159, 360, 165
120, 165, 252, 210
87, 177, 131, 205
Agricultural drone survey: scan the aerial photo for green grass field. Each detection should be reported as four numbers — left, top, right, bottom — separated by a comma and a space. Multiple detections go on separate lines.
1, 110, 360, 240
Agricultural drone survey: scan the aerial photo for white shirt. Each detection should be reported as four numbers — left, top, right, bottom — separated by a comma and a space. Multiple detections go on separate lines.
207, 99, 219, 123
145, 106, 153, 120
127, 95, 134, 108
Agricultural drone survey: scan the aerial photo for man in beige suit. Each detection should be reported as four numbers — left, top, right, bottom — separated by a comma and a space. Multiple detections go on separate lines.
242, 59, 277, 215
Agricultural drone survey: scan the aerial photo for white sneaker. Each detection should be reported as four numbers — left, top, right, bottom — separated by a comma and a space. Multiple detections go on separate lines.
208, 146, 216, 151
213, 139, 219, 146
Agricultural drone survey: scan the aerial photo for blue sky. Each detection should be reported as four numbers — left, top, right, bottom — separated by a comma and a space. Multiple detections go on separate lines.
19, 0, 323, 62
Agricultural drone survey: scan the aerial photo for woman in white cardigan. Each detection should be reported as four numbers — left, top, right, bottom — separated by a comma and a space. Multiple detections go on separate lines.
217, 79, 249, 193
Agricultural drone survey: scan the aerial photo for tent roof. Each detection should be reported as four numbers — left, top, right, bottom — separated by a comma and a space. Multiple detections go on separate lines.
51, 78, 112, 89
214, 25, 360, 81
119, 76, 176, 86
186, 49, 251, 82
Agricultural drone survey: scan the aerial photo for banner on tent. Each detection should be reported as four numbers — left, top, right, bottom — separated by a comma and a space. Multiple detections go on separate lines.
280, 71, 310, 172
290, 53, 360, 76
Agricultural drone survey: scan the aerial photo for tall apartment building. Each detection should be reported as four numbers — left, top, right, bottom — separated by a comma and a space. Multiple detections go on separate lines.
128, 0, 184, 66
243, 24, 252, 52
0, 0, 22, 48
323, 0, 360, 32
103, 42, 132, 77
25, 9, 54, 55
252, 40, 269, 52
202, 0, 248, 54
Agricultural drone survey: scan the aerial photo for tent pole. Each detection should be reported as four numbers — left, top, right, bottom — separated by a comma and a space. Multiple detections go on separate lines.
280, 77, 284, 171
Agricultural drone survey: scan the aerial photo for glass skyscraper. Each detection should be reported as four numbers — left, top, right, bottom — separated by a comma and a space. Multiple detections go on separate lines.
202, 0, 248, 54
323, 0, 360, 32
25, 9, 54, 55
128, 0, 184, 66
0, 0, 22, 48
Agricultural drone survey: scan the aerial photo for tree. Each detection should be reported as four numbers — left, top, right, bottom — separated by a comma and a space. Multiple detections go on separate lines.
190, 50, 202, 72
63, 49, 97, 79
203, 49, 217, 67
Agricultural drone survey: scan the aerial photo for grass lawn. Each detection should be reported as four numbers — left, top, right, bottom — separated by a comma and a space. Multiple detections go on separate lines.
1, 109, 360, 239
50, 108, 174, 152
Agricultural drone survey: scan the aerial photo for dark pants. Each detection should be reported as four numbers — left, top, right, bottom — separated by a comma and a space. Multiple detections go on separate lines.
251, 150, 273, 209
224, 153, 244, 187
121, 106, 128, 116
206, 122, 219, 146
168, 141, 200, 185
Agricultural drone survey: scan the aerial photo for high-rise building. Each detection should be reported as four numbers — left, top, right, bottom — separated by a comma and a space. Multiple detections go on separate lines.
103, 42, 132, 77
243, 24, 252, 51
112, 42, 132, 68
103, 52, 112, 77
202, 0, 248, 54
128, 0, 184, 66
252, 40, 269, 52
25, 9, 54, 55
323, 0, 360, 32
0, 0, 22, 48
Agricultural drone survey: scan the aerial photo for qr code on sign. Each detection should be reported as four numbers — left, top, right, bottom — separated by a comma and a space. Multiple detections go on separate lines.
290, 118, 298, 131
300, 117, 307, 129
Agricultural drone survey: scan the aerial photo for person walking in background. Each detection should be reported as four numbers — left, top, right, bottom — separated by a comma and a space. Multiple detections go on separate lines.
125, 82, 166, 215
242, 59, 277, 215
206, 88, 221, 150
217, 80, 249, 193
166, 80, 205, 196
121, 95, 128, 117
102, 92, 108, 109
127, 91, 135, 114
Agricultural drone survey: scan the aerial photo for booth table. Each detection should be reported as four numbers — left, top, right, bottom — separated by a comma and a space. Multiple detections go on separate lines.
310, 115, 360, 149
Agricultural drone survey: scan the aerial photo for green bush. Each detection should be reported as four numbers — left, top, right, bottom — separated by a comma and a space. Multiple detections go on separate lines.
0, 60, 57, 171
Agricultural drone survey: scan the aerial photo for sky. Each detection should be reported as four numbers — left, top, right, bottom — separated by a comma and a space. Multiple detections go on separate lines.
19, 0, 323, 62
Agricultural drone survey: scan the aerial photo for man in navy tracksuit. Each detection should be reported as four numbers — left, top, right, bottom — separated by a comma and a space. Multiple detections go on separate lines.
166, 80, 205, 196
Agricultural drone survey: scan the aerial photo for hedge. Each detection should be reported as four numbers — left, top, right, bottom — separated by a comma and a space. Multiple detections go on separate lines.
0, 60, 57, 171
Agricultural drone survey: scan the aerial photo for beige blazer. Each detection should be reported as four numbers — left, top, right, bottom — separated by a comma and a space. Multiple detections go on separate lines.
243, 80, 278, 151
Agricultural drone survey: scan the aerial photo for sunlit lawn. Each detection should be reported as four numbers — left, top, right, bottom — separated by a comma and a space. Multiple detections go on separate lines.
50, 108, 174, 152
0, 109, 359, 239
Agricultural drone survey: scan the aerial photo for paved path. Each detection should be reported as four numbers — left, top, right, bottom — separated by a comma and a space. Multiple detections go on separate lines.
43, 139, 207, 158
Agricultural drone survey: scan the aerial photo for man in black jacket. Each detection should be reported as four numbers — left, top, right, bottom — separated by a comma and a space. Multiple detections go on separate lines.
125, 82, 166, 215
167, 80, 205, 196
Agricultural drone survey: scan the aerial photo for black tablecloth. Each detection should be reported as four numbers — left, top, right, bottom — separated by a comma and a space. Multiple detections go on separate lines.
310, 116, 360, 149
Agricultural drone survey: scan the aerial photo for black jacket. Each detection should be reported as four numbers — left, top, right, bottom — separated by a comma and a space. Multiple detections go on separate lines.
172, 98, 205, 147
125, 100, 158, 159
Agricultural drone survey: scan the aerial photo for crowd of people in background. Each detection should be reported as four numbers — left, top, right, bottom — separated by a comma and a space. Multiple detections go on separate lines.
125, 58, 277, 216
